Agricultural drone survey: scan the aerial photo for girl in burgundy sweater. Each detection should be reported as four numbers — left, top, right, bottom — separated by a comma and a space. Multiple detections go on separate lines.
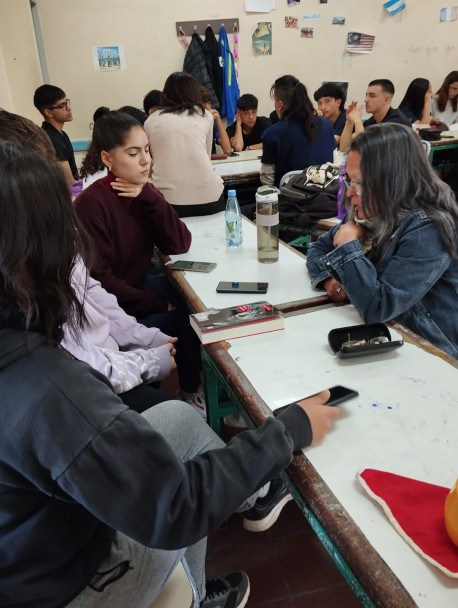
76, 111, 205, 412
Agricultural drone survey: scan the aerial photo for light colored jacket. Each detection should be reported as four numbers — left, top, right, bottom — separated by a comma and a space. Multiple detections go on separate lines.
61, 257, 172, 393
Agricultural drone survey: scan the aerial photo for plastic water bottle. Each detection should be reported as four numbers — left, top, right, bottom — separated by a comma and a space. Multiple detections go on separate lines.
256, 185, 280, 263
225, 189, 243, 248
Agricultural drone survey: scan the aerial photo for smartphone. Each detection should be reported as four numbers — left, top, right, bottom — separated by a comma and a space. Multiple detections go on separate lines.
216, 281, 268, 294
169, 260, 217, 273
274, 385, 359, 415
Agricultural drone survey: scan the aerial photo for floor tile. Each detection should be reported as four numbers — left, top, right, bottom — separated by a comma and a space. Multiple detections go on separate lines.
274, 532, 348, 596
292, 584, 360, 608
207, 536, 290, 605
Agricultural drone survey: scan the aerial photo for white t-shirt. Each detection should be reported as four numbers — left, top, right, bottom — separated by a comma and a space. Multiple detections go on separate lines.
431, 96, 458, 128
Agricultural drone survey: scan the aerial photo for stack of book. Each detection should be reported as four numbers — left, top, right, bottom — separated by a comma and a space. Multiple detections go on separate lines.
190, 301, 284, 344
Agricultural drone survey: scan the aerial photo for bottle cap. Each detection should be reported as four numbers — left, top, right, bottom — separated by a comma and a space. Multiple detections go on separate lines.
227, 189, 237, 197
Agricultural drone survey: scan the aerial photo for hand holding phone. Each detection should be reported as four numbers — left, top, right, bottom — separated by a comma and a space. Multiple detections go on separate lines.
274, 385, 358, 415
295, 389, 342, 447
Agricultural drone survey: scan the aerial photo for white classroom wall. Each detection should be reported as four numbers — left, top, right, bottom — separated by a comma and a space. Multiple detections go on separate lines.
1, 0, 457, 142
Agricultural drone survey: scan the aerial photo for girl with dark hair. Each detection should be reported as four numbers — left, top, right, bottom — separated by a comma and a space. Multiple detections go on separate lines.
75, 111, 206, 410
398, 77, 432, 124
431, 70, 458, 127
260, 74, 336, 187
307, 123, 458, 358
144, 71, 225, 217
81, 106, 147, 187
0, 141, 341, 608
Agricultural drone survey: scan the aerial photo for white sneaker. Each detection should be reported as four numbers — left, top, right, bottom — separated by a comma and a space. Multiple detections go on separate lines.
223, 414, 248, 429
176, 389, 207, 418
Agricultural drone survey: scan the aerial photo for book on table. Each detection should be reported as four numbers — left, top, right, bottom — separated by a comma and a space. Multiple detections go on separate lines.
189, 301, 284, 344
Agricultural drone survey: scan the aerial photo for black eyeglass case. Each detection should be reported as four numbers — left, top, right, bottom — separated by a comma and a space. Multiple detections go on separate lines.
328, 323, 404, 359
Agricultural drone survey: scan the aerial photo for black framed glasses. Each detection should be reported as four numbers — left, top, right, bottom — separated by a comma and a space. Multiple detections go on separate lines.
47, 99, 71, 111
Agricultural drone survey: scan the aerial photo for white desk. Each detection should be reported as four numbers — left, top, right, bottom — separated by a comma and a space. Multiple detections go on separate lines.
225, 304, 458, 608
212, 150, 261, 182
167, 212, 326, 310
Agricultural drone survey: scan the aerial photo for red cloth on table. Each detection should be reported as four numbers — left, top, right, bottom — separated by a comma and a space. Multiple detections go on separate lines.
358, 469, 458, 578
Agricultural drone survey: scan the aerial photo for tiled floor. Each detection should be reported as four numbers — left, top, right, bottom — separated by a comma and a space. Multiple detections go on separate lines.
206, 495, 360, 608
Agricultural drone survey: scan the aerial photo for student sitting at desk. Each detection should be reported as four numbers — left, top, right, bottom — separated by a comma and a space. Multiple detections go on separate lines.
226, 93, 271, 152
75, 111, 206, 413
306, 123, 458, 359
260, 74, 336, 188
431, 71, 458, 129
314, 82, 347, 143
200, 85, 232, 155
144, 71, 225, 217
143, 88, 162, 115
0, 142, 342, 608
398, 77, 433, 125
339, 79, 410, 152
1, 108, 182, 413
33, 84, 78, 186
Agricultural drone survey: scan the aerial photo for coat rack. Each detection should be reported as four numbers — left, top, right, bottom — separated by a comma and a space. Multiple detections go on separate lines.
176, 18, 239, 37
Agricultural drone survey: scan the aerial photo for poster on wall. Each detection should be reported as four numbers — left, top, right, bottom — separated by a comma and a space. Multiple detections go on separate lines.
92, 46, 126, 71
252, 22, 272, 55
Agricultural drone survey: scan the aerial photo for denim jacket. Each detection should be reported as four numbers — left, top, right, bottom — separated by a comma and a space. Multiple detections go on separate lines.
306, 211, 458, 359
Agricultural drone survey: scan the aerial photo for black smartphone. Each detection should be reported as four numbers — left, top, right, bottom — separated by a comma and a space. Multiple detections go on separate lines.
273, 385, 359, 415
325, 385, 359, 406
216, 281, 268, 294
169, 260, 217, 273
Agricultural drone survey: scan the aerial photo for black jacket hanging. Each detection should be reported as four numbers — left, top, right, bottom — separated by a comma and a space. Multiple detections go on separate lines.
204, 26, 223, 109
183, 33, 219, 109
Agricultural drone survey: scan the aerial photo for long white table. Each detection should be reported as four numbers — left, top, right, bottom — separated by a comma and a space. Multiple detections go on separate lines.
166, 212, 327, 310
224, 304, 458, 608
212, 150, 261, 190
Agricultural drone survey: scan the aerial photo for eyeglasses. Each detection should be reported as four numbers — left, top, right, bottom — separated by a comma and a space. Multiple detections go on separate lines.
47, 99, 71, 111
343, 174, 362, 195
342, 335, 389, 350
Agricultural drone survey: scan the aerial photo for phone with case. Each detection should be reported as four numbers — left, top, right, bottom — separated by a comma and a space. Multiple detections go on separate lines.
273, 385, 358, 415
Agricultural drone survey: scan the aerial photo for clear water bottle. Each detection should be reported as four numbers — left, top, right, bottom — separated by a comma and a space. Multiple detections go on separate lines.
225, 189, 243, 248
256, 185, 280, 263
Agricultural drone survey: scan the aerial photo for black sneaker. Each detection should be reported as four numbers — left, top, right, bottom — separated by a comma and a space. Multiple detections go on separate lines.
200, 571, 250, 608
242, 478, 293, 532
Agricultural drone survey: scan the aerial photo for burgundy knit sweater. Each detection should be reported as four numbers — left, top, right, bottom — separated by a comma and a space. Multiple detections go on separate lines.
75, 174, 191, 315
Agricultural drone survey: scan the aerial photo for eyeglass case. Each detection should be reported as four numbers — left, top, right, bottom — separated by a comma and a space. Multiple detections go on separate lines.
328, 322, 404, 359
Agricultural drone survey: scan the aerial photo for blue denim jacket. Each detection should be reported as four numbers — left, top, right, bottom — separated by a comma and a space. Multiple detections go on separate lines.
306, 211, 458, 359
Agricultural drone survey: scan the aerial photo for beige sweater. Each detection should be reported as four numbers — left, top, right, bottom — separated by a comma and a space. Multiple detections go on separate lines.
144, 108, 224, 205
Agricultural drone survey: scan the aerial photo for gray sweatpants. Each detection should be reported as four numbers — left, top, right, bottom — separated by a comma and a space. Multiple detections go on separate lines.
66, 400, 259, 607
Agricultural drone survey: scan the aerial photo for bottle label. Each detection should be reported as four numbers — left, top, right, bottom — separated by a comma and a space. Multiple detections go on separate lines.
256, 212, 279, 227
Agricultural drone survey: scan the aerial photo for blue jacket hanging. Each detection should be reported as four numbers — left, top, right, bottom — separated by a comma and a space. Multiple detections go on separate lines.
219, 25, 239, 123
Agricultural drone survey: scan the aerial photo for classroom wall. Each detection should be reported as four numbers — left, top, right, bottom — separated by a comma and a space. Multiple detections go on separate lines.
1, 0, 457, 141
0, 0, 42, 118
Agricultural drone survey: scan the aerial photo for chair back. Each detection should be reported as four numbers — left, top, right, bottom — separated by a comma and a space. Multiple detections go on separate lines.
148, 560, 198, 608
